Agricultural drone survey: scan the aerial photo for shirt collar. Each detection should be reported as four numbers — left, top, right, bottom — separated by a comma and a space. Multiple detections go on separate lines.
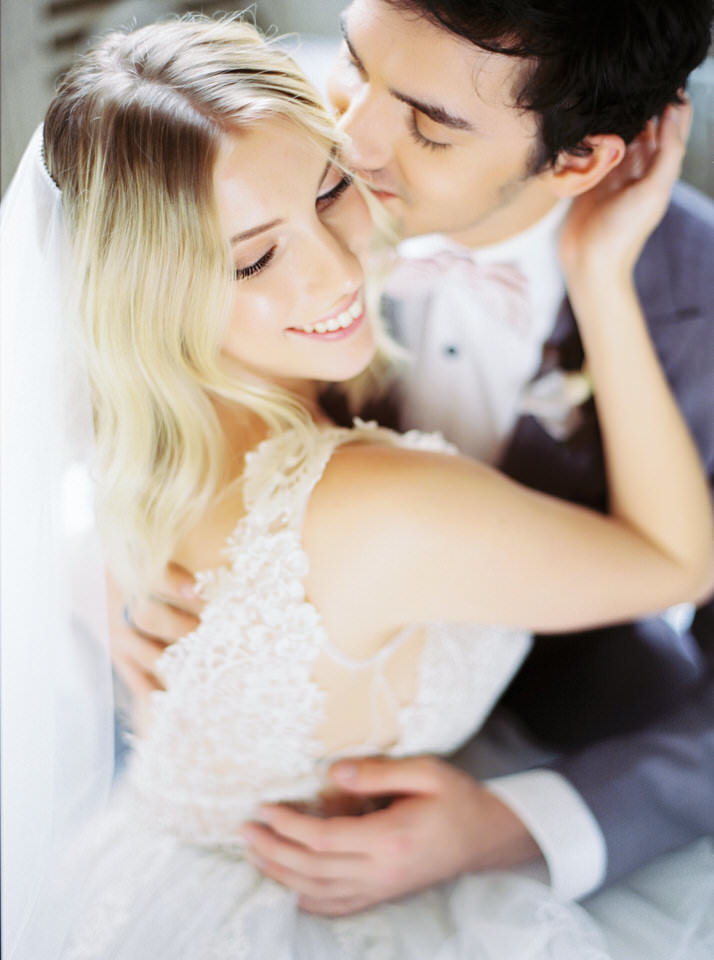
398, 199, 571, 274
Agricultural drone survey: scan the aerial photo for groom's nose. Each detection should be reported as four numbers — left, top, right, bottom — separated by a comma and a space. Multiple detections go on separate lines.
329, 77, 394, 174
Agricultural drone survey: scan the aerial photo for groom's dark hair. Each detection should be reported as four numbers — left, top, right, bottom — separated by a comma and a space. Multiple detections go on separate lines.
385, 0, 713, 171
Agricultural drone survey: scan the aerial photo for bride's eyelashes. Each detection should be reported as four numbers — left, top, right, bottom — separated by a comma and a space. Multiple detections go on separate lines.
233, 171, 354, 282
234, 246, 277, 281
316, 172, 354, 210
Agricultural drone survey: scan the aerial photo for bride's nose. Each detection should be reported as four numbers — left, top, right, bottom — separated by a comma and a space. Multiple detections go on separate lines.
301, 219, 363, 301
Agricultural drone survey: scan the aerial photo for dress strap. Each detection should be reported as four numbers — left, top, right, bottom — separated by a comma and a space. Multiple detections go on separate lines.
240, 420, 424, 534
320, 624, 421, 671
240, 426, 349, 531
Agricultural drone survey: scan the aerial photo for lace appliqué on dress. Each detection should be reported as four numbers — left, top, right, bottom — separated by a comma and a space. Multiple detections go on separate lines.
397, 623, 531, 757
127, 422, 461, 850
63, 422, 542, 959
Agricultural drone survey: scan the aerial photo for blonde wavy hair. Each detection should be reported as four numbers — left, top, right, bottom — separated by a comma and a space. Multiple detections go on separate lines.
44, 14, 394, 597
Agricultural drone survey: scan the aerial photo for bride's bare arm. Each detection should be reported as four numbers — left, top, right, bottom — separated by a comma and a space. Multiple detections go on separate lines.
304, 102, 714, 642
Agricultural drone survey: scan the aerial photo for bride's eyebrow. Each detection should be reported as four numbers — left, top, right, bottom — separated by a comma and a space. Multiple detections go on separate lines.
230, 218, 283, 245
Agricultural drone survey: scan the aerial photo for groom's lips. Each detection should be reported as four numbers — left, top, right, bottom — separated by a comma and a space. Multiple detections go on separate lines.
361, 179, 400, 203
371, 189, 399, 202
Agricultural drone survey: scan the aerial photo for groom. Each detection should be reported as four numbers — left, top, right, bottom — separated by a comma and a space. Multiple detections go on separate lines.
117, 0, 714, 915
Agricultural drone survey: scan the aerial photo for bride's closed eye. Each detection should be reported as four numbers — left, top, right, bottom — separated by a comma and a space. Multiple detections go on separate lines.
317, 171, 354, 211
234, 246, 277, 280
233, 168, 355, 282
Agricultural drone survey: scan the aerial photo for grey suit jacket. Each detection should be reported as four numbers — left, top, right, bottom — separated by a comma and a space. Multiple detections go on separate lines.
497, 182, 714, 887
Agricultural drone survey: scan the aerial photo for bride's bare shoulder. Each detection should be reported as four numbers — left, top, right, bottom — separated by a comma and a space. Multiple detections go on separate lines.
310, 437, 490, 523
303, 436, 494, 579
302, 437, 496, 641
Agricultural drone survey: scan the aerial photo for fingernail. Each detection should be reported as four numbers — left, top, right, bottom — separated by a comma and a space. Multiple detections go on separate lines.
257, 806, 274, 824
334, 762, 357, 783
240, 826, 255, 845
182, 583, 199, 600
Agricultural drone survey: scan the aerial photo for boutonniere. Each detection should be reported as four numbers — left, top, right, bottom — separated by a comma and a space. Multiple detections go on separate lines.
517, 365, 593, 441
560, 366, 594, 407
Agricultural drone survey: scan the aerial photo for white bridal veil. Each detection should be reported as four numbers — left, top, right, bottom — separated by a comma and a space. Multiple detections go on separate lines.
1, 127, 115, 960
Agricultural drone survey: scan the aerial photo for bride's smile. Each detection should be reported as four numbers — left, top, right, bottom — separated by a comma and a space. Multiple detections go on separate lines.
286, 288, 365, 337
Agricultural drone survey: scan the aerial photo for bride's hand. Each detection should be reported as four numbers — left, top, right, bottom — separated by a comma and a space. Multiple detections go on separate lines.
560, 99, 693, 280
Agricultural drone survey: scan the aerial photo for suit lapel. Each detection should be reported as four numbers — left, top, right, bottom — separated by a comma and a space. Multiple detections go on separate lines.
499, 195, 693, 503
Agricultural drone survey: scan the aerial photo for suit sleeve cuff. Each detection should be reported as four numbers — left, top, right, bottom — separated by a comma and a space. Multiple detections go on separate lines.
484, 768, 607, 901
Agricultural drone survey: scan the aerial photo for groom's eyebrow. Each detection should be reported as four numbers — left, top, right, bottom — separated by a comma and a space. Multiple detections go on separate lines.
339, 15, 474, 132
392, 90, 474, 131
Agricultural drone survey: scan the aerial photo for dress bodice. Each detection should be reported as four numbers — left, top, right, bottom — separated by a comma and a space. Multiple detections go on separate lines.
127, 422, 531, 848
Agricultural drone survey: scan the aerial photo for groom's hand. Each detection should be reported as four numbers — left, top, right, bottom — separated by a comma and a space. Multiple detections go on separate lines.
242, 755, 542, 916
107, 564, 202, 699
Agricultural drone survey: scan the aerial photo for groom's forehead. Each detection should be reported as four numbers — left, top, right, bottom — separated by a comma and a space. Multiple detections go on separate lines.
343, 0, 525, 106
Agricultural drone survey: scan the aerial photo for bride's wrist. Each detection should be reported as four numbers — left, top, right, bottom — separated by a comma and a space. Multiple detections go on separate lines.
565, 250, 636, 287
565, 261, 638, 313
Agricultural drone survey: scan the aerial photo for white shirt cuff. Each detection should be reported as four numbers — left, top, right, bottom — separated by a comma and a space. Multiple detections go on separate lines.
484, 768, 607, 901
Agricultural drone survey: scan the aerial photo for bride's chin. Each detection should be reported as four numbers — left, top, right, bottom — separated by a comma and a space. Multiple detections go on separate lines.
327, 343, 378, 384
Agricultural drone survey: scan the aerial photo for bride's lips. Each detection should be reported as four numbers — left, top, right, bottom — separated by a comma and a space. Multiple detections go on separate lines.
287, 290, 365, 341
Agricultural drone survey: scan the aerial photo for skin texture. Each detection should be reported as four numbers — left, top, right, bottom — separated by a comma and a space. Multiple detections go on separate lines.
113, 3, 706, 920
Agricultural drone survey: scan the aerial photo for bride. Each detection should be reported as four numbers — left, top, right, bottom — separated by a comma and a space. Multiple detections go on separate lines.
2, 14, 712, 960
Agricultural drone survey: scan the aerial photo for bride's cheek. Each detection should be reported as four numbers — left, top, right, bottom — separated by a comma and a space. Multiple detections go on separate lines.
343, 194, 374, 259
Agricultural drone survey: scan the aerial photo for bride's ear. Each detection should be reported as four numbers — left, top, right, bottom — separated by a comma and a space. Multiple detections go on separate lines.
547, 134, 626, 198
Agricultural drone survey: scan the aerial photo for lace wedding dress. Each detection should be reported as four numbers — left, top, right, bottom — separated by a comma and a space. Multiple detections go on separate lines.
61, 422, 713, 960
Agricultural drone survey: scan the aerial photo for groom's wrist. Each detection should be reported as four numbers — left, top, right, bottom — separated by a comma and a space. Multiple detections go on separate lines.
484, 770, 607, 900
466, 786, 543, 872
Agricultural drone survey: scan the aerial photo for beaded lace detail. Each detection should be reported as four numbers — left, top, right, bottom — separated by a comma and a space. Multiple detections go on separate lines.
127, 421, 531, 850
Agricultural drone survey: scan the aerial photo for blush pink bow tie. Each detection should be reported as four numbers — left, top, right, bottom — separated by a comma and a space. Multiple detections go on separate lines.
383, 248, 531, 336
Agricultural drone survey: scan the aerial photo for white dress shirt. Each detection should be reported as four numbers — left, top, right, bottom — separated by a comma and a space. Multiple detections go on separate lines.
394, 200, 571, 463
390, 200, 608, 901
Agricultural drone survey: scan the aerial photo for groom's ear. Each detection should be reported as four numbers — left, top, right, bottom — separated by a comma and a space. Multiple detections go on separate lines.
547, 134, 626, 197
